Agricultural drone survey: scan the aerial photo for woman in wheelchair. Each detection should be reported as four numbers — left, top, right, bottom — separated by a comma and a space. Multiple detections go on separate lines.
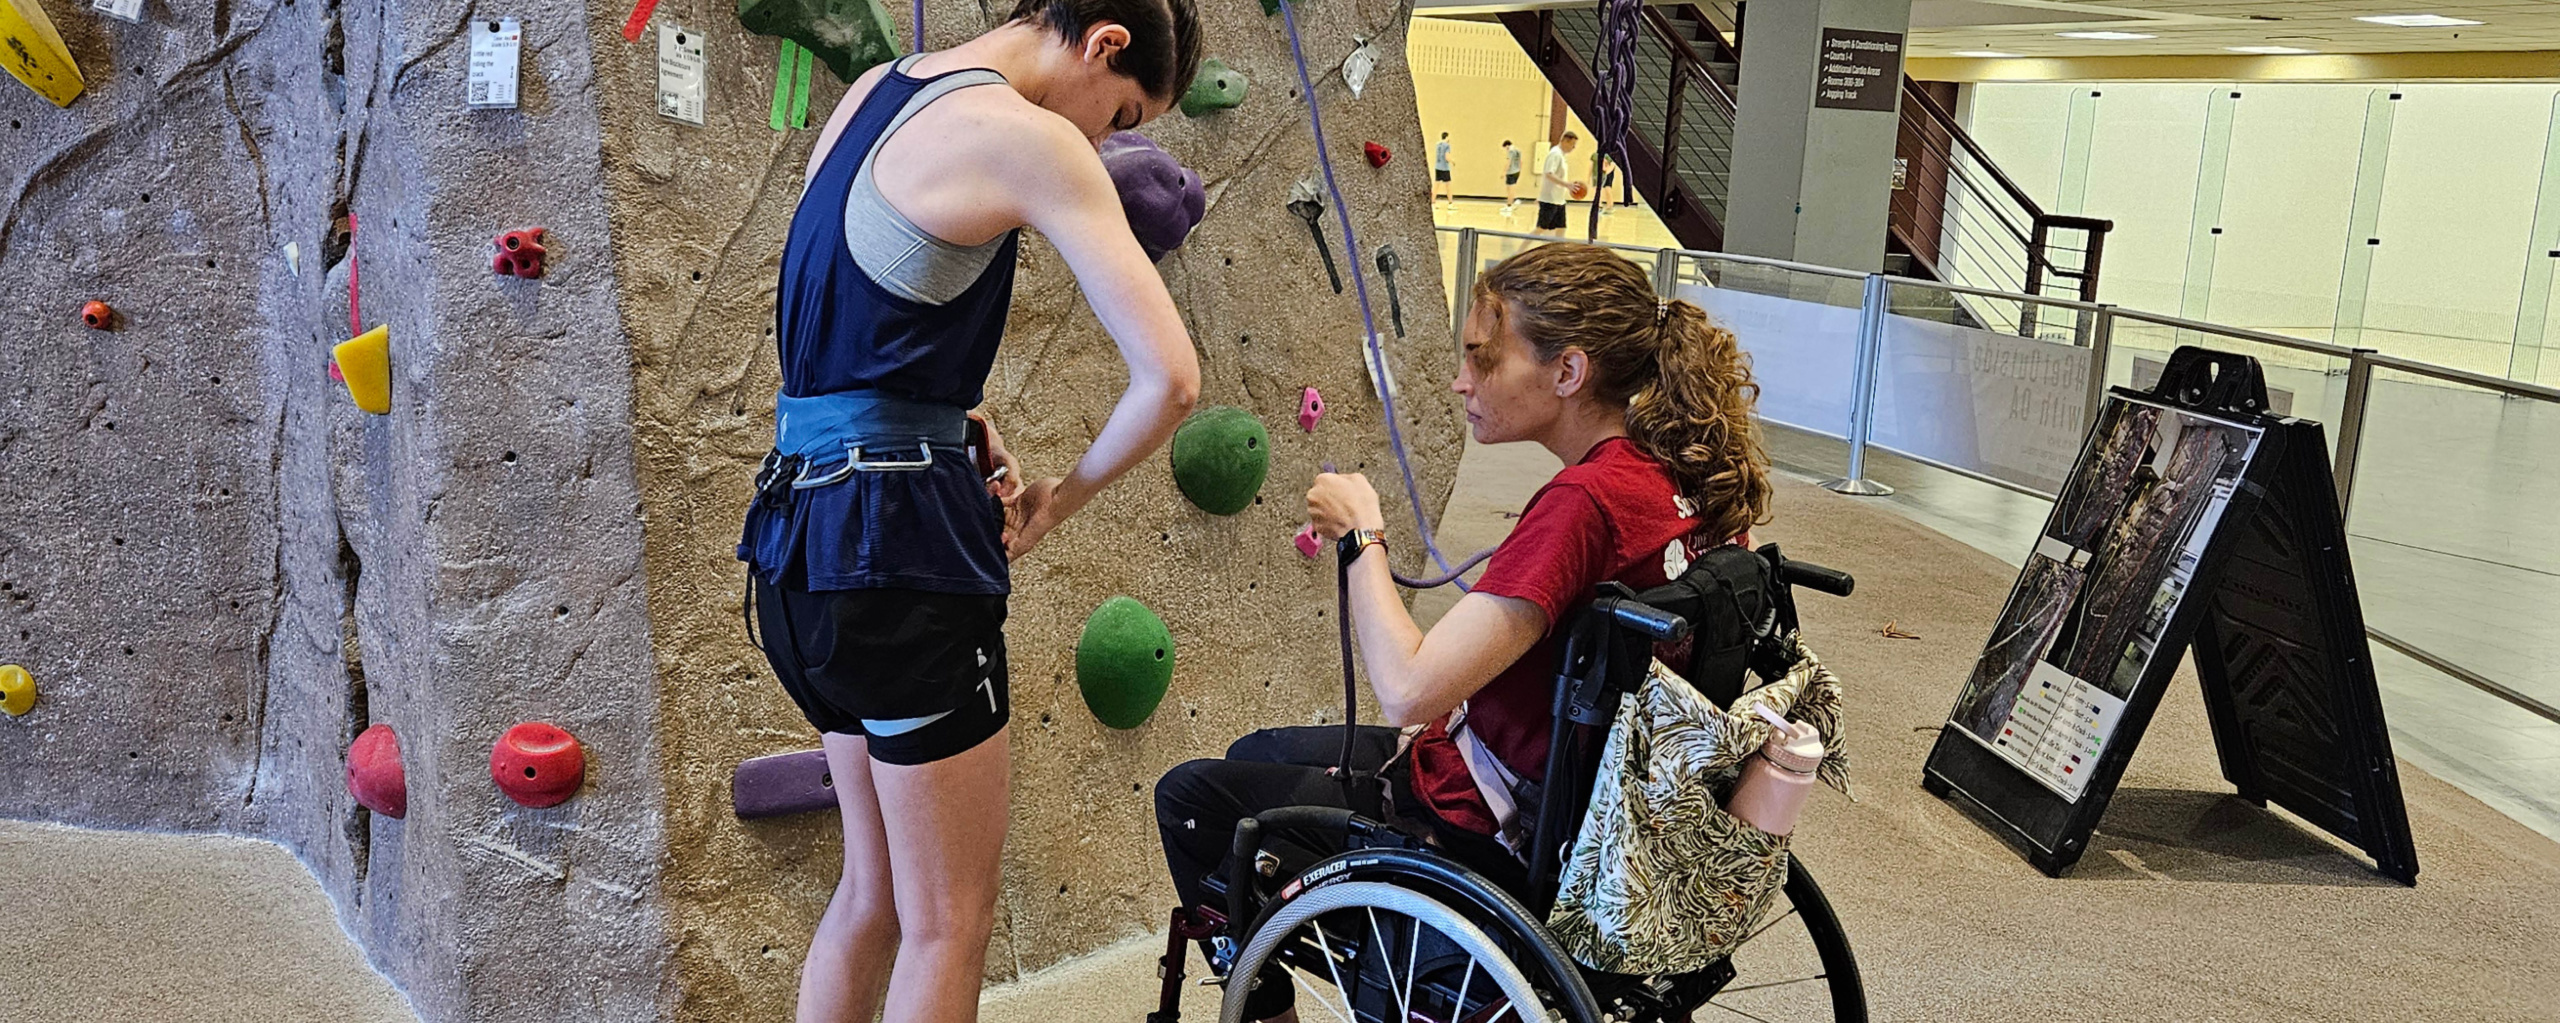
1153, 242, 1773, 1017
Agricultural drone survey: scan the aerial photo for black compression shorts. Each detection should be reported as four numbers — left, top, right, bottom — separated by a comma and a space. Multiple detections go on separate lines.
753, 579, 1010, 765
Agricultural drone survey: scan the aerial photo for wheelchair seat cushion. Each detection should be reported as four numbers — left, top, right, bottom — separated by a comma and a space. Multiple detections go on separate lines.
1548, 643, 1851, 976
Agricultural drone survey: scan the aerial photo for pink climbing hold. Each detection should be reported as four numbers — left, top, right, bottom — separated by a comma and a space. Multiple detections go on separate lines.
1294, 524, 1323, 559
491, 721, 585, 808
1298, 387, 1326, 432
328, 360, 346, 383
346, 723, 408, 819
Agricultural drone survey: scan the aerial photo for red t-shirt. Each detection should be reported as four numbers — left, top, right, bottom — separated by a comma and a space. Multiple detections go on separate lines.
1406, 437, 1721, 839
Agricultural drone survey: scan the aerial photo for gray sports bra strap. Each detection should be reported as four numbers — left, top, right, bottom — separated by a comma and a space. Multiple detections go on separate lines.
846, 56, 1016, 306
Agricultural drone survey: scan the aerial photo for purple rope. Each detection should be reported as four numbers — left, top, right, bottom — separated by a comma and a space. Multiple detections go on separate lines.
1277, 0, 1466, 580
1591, 0, 1640, 167
914, 0, 925, 51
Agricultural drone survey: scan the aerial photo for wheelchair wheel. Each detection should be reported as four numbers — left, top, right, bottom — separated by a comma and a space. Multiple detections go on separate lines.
1688, 858, 1866, 1023
1221, 881, 1593, 1023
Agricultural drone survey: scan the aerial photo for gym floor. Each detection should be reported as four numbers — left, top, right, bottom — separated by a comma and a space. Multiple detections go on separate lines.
7, 438, 2556, 1021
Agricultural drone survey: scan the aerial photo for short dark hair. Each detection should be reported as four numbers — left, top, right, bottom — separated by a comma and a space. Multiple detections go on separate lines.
1562, 130, 1579, 140
1008, 0, 1204, 101
1502, 139, 1513, 146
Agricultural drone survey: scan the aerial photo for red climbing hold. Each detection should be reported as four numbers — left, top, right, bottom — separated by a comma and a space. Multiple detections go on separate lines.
491, 721, 584, 808
80, 300, 114, 329
1364, 142, 1391, 168
346, 723, 408, 819
492, 228, 548, 279
328, 360, 346, 382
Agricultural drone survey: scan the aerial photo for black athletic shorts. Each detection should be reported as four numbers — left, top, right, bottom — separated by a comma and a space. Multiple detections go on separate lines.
1505, 172, 1520, 185
752, 578, 1010, 765
1435, 169, 1452, 182
1536, 201, 1567, 230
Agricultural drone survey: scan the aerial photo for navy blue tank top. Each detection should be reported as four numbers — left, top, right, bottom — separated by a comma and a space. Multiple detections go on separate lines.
741, 59, 1018, 595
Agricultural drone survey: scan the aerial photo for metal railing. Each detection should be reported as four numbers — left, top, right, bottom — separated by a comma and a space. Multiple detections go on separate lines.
1438, 225, 2560, 728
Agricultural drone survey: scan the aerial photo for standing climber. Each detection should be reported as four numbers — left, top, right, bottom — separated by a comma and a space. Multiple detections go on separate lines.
740, 2, 1203, 1021
1434, 131, 1456, 210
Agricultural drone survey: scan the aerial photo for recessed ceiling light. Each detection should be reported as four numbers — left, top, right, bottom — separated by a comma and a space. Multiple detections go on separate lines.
1952, 50, 2022, 58
2227, 45, 2317, 54
2355, 14, 2483, 27
2057, 31, 2157, 40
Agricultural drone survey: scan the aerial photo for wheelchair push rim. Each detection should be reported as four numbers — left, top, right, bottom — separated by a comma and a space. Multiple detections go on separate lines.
1222, 881, 1566, 1023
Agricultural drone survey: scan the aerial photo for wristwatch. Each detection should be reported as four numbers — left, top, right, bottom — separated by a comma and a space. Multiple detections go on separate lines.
1336, 528, 1387, 566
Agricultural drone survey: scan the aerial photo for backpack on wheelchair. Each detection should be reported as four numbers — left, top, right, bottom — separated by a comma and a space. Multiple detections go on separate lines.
1148, 544, 1867, 1023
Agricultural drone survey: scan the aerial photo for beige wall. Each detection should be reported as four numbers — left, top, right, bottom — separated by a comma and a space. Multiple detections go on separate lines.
1965, 79, 2560, 373
1408, 17, 1592, 199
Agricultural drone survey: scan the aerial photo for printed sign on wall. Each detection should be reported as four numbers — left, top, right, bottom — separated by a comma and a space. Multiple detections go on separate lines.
1814, 27, 1902, 112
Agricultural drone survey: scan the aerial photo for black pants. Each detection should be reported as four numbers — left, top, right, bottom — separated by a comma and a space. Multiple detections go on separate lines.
1155, 726, 1401, 909
1156, 726, 1527, 910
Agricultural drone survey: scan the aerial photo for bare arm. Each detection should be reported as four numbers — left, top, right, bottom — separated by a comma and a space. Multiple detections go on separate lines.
1310, 473, 1546, 726
994, 113, 1202, 554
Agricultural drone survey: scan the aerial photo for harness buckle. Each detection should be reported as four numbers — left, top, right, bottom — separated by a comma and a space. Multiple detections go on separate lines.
790, 441, 938, 489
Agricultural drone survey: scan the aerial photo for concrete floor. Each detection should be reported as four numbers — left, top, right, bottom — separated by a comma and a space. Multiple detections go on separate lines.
8, 438, 2558, 1022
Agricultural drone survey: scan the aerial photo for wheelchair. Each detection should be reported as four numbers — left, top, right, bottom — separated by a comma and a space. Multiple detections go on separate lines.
1148, 545, 1867, 1023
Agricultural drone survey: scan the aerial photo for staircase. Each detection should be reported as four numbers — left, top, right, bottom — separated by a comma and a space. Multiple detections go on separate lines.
1496, 2, 2112, 325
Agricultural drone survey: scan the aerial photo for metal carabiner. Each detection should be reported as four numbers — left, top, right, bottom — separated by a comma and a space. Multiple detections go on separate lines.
790, 442, 936, 489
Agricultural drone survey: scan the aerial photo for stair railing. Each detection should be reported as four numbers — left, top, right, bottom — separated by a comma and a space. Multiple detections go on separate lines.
1894, 77, 2112, 320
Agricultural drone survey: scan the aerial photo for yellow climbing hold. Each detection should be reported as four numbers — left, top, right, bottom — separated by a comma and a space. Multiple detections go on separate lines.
0, 0, 85, 108
334, 325, 391, 414
0, 664, 35, 717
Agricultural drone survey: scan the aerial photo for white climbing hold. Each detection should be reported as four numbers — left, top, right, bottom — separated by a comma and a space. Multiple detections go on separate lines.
1342, 37, 1376, 98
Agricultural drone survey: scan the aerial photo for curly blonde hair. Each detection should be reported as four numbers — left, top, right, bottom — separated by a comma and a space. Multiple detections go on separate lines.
1472, 243, 1771, 542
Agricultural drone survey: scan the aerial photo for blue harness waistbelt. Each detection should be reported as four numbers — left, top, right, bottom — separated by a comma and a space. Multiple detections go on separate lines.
772, 391, 968, 489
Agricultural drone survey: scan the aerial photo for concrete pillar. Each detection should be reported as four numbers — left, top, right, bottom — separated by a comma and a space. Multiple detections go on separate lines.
1724, 0, 1914, 272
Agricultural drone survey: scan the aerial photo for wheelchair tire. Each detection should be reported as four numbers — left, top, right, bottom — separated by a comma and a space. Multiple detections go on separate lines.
1222, 881, 1581, 1023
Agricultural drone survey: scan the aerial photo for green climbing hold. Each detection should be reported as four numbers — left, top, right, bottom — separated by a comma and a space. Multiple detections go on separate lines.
738, 0, 905, 85
1181, 58, 1249, 117
1170, 405, 1270, 515
1076, 597, 1175, 729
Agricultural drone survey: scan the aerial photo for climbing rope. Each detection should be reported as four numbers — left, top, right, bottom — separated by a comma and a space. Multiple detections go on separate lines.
1586, 0, 1642, 237
1275, 0, 1484, 583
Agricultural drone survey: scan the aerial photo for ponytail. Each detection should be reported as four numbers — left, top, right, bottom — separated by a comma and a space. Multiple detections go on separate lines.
1628, 300, 1770, 544
1471, 243, 1771, 541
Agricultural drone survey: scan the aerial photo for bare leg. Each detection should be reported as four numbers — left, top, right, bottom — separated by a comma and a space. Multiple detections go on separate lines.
875, 728, 1012, 1023
798, 733, 900, 1023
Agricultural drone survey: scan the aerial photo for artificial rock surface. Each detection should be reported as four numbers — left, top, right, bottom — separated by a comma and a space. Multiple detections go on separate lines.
0, 0, 1457, 1019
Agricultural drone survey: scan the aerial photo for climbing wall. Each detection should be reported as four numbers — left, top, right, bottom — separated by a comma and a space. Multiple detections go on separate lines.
0, 1, 676, 1019
0, 0, 1457, 1017
598, 0, 1461, 1012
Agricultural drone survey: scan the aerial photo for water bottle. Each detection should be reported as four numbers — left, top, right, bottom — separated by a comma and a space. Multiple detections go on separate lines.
1725, 705, 1825, 837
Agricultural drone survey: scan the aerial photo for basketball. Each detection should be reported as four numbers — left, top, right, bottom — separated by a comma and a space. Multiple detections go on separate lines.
1570, 182, 1589, 200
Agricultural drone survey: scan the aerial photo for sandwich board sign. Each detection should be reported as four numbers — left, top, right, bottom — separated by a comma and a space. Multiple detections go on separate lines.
1923, 346, 2418, 885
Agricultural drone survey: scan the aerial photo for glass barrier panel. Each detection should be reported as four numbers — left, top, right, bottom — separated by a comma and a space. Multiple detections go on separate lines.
1872, 280, 2096, 494
2103, 315, 2353, 460
2345, 368, 2560, 716
1674, 253, 1864, 478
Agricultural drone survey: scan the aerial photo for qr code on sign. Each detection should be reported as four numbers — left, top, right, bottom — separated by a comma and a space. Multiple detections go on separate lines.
660, 96, 679, 115
470, 81, 492, 105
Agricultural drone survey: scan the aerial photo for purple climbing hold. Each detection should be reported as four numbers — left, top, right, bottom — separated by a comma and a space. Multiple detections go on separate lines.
1100, 132, 1206, 262
732, 748, 838, 819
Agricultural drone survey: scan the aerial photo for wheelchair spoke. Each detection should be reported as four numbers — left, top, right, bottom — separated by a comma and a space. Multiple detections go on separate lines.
1738, 905, 1800, 947
1309, 920, 1361, 1023
1451, 960, 1475, 1022
1718, 973, 1830, 995
1698, 999, 1784, 1023
1287, 967, 1359, 1023
1367, 907, 1414, 1023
